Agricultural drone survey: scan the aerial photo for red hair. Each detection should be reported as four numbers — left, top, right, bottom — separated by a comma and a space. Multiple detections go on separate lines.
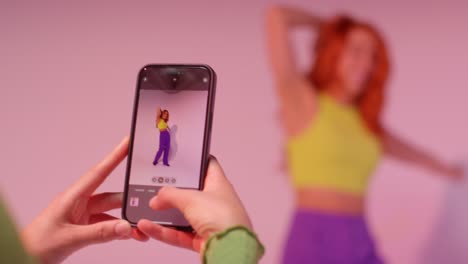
309, 15, 390, 136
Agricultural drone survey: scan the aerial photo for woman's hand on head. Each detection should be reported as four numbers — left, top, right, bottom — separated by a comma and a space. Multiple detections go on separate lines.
21, 137, 148, 264
137, 157, 252, 253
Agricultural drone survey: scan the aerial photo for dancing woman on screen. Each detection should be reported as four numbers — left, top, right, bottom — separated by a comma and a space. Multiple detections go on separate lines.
266, 6, 464, 263
153, 107, 171, 166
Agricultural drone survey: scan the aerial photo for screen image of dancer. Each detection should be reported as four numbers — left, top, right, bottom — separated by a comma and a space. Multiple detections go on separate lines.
124, 65, 214, 227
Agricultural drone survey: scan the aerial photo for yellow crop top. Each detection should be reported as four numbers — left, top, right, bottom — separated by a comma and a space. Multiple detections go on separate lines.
157, 119, 168, 130
287, 93, 382, 195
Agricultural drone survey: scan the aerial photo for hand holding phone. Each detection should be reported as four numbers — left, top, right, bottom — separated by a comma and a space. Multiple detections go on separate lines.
21, 137, 148, 264
137, 157, 252, 252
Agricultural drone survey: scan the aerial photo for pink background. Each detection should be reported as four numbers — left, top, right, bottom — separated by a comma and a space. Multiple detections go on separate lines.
131, 89, 208, 188
1, 1, 467, 263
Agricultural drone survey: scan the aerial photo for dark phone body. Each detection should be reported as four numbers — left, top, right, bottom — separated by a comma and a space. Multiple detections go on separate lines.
122, 64, 216, 231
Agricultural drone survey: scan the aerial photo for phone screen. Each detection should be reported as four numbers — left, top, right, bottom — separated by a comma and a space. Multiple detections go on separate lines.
123, 65, 215, 228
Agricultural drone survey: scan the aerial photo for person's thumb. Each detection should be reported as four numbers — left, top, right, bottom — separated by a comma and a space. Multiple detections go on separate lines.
75, 220, 132, 245
149, 186, 198, 213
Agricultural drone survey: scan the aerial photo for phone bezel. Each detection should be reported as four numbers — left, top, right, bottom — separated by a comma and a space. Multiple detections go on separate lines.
122, 64, 216, 231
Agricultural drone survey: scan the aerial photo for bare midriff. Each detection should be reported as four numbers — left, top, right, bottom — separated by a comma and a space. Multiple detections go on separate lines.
295, 187, 365, 215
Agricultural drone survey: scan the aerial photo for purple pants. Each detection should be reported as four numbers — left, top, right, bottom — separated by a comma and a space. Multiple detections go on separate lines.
282, 210, 383, 264
153, 130, 170, 165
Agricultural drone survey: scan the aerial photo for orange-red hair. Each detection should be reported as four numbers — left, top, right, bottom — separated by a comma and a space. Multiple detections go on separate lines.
309, 15, 390, 136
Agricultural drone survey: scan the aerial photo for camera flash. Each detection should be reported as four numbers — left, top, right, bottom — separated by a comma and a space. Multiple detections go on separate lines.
203, 77, 208, 83
143, 77, 147, 82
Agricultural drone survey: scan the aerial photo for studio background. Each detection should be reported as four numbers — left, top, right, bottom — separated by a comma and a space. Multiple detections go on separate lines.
1, 0, 467, 263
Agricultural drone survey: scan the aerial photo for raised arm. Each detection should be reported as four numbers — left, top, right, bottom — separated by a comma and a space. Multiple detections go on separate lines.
382, 129, 463, 180
266, 5, 321, 83
156, 107, 161, 126
265, 6, 322, 137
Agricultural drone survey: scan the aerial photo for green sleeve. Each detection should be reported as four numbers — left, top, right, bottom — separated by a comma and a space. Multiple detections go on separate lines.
202, 226, 265, 264
0, 199, 37, 264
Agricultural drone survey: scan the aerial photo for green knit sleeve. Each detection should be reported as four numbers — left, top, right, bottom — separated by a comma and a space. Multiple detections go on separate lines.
0, 199, 37, 264
202, 226, 265, 264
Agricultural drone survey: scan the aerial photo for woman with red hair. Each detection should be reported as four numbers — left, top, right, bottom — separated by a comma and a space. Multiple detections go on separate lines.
266, 6, 463, 263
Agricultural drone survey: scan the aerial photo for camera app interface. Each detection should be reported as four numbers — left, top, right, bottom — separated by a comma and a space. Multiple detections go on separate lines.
126, 66, 210, 226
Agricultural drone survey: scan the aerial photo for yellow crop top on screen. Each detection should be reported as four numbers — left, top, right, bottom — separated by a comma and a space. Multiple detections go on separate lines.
287, 94, 382, 195
157, 119, 168, 130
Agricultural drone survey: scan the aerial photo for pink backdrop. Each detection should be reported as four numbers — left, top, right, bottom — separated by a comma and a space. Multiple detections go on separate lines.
1, 1, 467, 263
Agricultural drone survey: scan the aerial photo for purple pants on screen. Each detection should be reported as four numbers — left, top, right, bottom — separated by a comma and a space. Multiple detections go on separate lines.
153, 130, 170, 165
282, 210, 383, 264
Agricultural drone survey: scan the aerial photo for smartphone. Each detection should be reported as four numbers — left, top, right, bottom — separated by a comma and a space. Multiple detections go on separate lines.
123, 64, 216, 230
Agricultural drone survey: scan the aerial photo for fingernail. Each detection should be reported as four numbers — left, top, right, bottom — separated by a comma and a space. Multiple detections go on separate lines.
149, 196, 158, 208
115, 221, 131, 237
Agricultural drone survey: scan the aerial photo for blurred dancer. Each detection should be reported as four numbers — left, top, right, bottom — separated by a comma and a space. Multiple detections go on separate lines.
266, 6, 463, 263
